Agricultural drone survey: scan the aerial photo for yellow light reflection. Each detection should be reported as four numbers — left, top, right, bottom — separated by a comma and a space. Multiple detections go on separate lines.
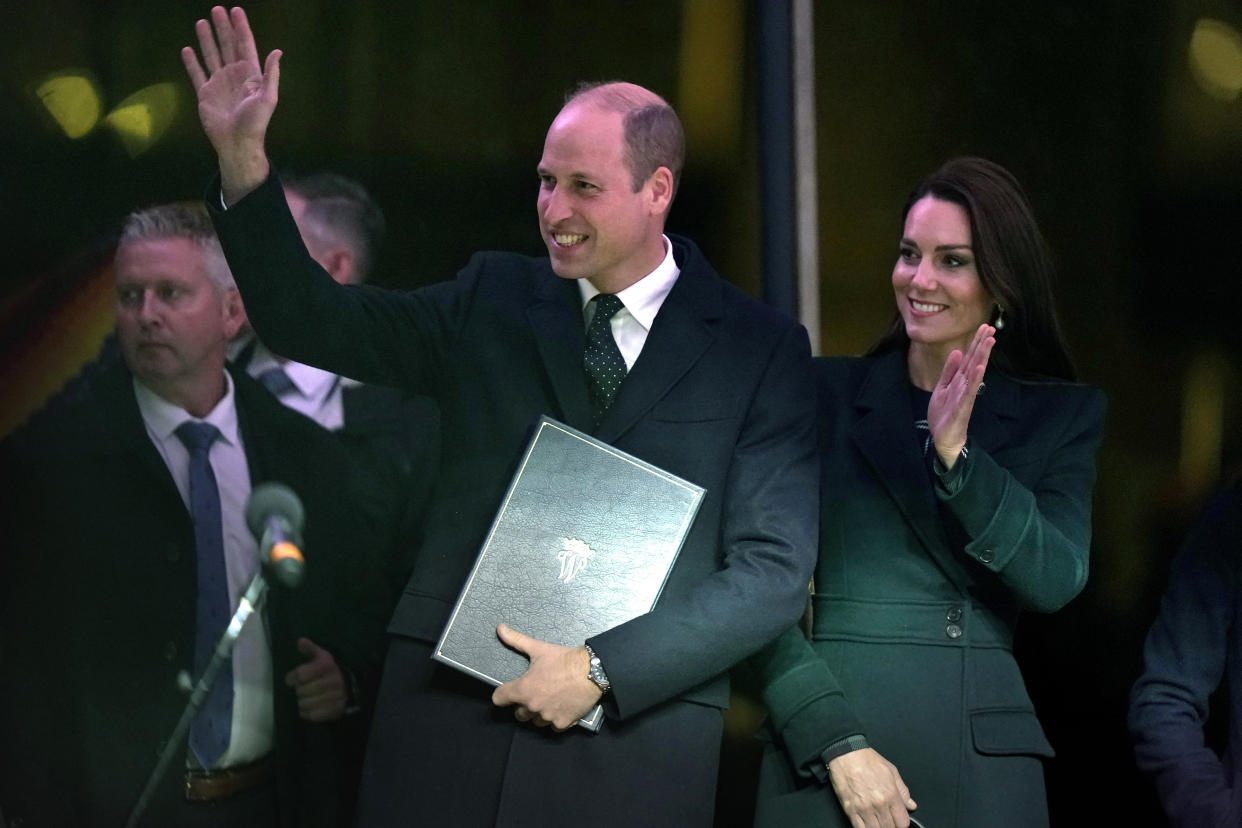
1189, 18, 1242, 102
1180, 350, 1230, 498
104, 82, 180, 156
36, 73, 102, 139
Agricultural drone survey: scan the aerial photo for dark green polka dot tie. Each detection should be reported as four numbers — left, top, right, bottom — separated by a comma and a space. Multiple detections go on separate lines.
584, 294, 628, 426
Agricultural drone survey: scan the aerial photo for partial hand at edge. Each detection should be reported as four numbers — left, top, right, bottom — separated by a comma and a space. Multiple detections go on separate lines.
827, 747, 918, 828
927, 322, 995, 469
180, 5, 280, 204
283, 636, 348, 722
490, 623, 602, 731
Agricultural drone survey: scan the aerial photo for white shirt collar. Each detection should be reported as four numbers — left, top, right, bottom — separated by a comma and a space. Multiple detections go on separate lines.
577, 234, 679, 331
133, 371, 241, 448
244, 340, 339, 401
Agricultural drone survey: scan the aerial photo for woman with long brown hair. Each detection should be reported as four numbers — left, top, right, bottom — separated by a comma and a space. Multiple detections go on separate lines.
753, 157, 1106, 828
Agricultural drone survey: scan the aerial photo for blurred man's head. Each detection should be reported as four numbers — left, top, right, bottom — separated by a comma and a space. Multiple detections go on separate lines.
114, 202, 244, 415
283, 172, 386, 285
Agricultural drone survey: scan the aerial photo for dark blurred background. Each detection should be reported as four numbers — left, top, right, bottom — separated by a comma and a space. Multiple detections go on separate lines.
5, 1, 1242, 825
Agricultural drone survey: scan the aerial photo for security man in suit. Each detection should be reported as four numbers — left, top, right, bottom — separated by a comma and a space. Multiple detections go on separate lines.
0, 202, 386, 827
181, 8, 818, 826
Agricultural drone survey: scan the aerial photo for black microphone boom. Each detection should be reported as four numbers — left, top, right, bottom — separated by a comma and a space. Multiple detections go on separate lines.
245, 482, 306, 588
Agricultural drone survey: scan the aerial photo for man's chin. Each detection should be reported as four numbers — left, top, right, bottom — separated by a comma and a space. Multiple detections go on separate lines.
548, 258, 586, 282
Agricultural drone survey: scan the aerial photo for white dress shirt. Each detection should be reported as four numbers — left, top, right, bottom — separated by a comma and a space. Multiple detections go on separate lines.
133, 373, 275, 767
232, 337, 349, 431
577, 235, 680, 369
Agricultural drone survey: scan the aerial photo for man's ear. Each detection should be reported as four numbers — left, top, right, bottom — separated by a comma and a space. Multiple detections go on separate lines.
221, 287, 247, 340
646, 166, 674, 216
319, 248, 356, 285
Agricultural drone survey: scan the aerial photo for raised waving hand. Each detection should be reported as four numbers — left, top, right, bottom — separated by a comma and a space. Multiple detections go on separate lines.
927, 323, 995, 469
180, 6, 281, 203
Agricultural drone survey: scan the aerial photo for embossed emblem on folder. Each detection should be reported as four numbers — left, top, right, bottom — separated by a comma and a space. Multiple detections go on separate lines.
557, 538, 594, 584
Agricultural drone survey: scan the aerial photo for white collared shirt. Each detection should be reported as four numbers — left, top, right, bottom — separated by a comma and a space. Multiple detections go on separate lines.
133, 373, 275, 768
240, 339, 347, 431
577, 235, 680, 369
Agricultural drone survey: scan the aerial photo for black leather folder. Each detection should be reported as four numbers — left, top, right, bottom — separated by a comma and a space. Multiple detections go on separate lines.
433, 416, 705, 730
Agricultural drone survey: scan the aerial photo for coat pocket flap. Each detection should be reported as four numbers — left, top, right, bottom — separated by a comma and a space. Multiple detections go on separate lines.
970, 708, 1055, 757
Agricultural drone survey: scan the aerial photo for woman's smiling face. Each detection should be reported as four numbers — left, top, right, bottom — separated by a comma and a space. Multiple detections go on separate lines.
892, 195, 993, 356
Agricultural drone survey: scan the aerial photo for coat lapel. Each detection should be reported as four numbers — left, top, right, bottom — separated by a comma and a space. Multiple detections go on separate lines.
525, 269, 594, 432
967, 369, 1019, 455
594, 244, 722, 444
850, 351, 1023, 589
84, 367, 187, 504
850, 350, 950, 562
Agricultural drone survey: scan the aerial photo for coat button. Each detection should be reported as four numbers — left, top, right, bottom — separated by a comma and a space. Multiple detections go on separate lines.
163, 641, 177, 662
945, 623, 963, 639
978, 548, 995, 564
946, 606, 963, 623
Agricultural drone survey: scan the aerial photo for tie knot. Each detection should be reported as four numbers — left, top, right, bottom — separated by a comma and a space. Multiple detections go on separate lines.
591, 293, 624, 323
257, 366, 297, 397
175, 421, 221, 455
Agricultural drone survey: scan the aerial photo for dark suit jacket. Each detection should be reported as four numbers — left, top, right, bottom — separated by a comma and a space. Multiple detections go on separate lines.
752, 351, 1106, 827
210, 173, 819, 824
0, 363, 388, 828
233, 340, 442, 603
1129, 482, 1242, 828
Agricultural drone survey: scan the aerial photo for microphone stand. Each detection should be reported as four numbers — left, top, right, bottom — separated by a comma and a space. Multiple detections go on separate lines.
124, 571, 270, 828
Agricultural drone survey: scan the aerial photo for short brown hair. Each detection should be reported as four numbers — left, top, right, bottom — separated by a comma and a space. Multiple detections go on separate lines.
565, 81, 685, 198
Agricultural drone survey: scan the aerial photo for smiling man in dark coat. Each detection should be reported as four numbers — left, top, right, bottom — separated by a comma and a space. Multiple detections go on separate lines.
180, 8, 818, 826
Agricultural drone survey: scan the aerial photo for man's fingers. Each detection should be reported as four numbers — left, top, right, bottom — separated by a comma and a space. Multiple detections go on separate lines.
290, 673, 338, 697
181, 46, 208, 89
496, 622, 535, 655
491, 681, 515, 708
231, 6, 263, 69
262, 50, 282, 103
212, 6, 240, 65
195, 16, 223, 74
284, 659, 332, 687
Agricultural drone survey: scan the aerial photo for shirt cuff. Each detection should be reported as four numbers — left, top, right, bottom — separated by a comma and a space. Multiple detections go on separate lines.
812, 734, 870, 783
932, 440, 970, 494
342, 665, 362, 717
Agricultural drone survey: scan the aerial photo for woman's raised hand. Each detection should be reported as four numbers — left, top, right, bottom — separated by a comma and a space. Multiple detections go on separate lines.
927, 323, 995, 469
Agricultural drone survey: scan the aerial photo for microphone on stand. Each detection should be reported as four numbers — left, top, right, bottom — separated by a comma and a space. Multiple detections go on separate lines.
246, 482, 305, 588
127, 481, 307, 828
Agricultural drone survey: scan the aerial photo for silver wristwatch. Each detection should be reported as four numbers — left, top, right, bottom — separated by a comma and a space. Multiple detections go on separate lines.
585, 644, 611, 694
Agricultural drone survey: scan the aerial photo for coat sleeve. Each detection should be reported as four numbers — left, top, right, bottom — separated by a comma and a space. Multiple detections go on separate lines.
209, 171, 467, 394
589, 323, 820, 720
938, 385, 1107, 612
747, 624, 867, 779
743, 358, 862, 779
1128, 487, 1242, 828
